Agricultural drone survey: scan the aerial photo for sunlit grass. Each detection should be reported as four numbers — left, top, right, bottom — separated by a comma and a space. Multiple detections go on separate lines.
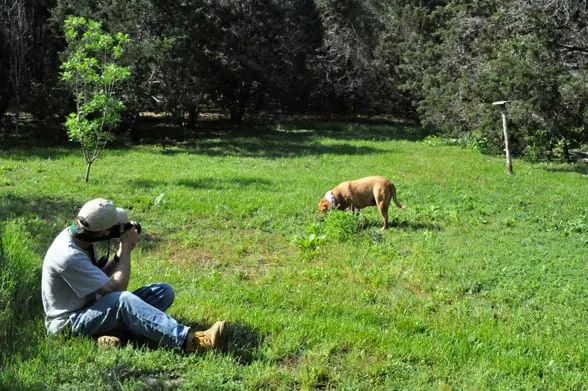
1, 122, 586, 389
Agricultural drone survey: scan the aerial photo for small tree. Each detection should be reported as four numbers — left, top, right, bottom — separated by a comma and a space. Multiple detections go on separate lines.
60, 16, 131, 182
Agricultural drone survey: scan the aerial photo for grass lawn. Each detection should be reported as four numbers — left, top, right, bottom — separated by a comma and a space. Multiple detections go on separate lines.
1, 121, 586, 390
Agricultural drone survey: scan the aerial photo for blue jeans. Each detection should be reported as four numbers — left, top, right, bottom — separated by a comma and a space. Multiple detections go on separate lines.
69, 283, 190, 349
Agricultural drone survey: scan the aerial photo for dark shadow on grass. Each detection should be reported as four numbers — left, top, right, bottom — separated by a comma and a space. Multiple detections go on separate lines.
176, 176, 274, 190
126, 117, 422, 158
131, 116, 426, 143
276, 119, 426, 142
0, 146, 77, 161
2, 116, 425, 159
330, 210, 441, 232
223, 320, 262, 365
166, 319, 261, 365
394, 220, 441, 231
127, 176, 274, 191
0, 193, 78, 225
156, 137, 386, 159
542, 164, 588, 176
358, 217, 441, 232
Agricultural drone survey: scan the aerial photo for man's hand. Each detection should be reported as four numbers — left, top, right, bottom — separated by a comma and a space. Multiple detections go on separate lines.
98, 228, 138, 295
120, 228, 140, 250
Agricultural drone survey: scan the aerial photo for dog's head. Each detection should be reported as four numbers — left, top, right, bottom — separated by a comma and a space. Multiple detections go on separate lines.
318, 198, 332, 212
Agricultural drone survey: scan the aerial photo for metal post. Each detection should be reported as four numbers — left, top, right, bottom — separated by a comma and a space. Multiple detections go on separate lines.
492, 101, 513, 175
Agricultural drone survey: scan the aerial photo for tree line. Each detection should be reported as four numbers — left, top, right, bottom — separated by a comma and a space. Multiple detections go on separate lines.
1, 0, 586, 161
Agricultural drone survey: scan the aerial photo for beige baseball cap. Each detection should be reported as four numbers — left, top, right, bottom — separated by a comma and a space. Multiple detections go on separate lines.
77, 198, 128, 232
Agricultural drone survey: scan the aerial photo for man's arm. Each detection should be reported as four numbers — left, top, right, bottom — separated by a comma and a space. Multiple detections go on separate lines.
97, 228, 139, 295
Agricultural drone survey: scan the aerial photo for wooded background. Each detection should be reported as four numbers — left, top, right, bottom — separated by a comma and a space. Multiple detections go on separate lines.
1, 0, 586, 161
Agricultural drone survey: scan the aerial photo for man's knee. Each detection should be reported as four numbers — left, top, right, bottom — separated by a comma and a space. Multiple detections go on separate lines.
154, 283, 175, 309
158, 283, 175, 302
118, 290, 138, 305
132, 283, 175, 310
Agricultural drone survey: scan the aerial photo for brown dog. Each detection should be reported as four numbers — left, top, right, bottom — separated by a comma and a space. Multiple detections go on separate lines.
318, 176, 406, 230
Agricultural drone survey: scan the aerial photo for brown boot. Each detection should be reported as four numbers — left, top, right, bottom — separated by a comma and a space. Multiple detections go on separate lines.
185, 320, 227, 353
96, 335, 121, 349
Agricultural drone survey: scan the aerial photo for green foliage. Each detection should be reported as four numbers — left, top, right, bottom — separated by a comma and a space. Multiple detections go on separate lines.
385, 0, 588, 161
60, 16, 131, 181
0, 219, 42, 359
551, 212, 588, 236
291, 228, 326, 258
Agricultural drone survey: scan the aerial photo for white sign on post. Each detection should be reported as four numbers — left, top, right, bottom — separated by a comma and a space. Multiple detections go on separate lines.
492, 100, 513, 175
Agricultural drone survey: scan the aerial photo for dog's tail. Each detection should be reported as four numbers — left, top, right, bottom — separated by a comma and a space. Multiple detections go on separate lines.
391, 184, 407, 209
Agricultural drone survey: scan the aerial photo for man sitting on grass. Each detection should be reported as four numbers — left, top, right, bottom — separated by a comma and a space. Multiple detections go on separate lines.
41, 198, 227, 351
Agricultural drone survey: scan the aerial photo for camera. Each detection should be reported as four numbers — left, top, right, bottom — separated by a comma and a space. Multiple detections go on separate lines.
122, 221, 142, 235
92, 221, 142, 267
102, 220, 142, 241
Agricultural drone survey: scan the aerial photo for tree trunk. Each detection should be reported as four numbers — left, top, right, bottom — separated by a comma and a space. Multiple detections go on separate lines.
0, 92, 10, 124
187, 105, 199, 128
84, 161, 93, 182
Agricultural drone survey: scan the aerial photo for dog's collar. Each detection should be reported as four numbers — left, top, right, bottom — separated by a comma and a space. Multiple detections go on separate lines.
325, 191, 336, 206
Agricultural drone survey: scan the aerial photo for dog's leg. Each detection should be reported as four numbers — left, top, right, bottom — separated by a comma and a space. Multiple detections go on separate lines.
373, 186, 392, 230
376, 200, 389, 230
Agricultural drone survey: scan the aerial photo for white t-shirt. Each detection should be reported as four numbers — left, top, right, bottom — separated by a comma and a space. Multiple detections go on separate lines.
41, 228, 110, 334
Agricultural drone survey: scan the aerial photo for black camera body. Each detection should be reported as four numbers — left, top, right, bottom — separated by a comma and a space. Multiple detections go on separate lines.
107, 221, 142, 239
122, 221, 142, 235
90, 221, 142, 267
74, 220, 142, 243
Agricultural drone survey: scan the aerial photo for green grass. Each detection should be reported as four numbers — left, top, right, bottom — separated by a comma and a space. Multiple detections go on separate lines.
1, 122, 587, 390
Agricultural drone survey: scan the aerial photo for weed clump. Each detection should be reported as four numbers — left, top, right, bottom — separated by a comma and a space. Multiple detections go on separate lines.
292, 211, 360, 257
322, 210, 358, 241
